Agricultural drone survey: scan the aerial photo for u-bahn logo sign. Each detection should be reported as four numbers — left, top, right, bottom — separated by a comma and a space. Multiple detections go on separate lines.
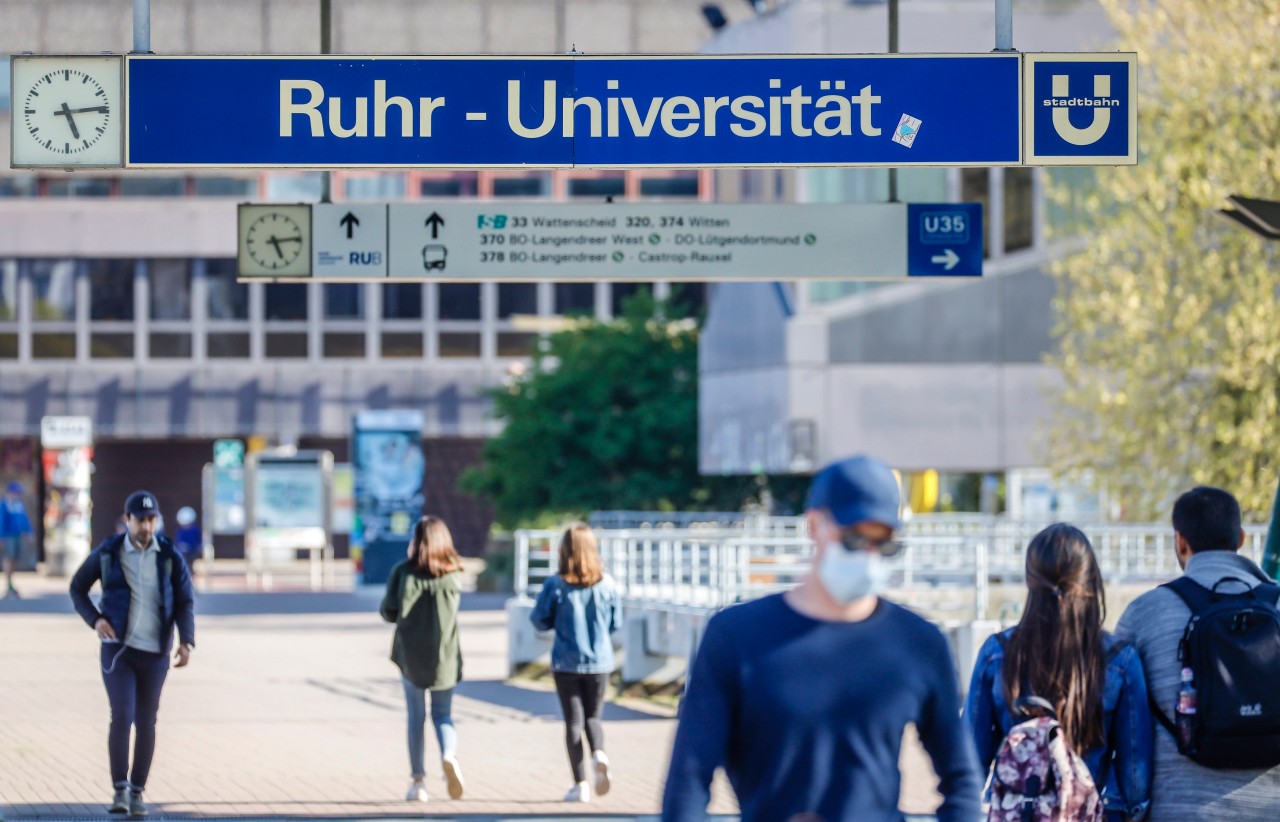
11, 52, 1137, 169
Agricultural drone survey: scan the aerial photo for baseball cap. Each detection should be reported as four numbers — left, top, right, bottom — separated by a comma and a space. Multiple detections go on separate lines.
125, 490, 161, 519
804, 455, 902, 529
6, 481, 22, 495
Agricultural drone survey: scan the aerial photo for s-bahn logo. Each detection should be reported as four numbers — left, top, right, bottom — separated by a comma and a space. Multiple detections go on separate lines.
1025, 54, 1137, 165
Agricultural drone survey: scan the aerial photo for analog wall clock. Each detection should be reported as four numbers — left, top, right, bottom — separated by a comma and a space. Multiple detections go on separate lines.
238, 204, 313, 278
11, 55, 124, 167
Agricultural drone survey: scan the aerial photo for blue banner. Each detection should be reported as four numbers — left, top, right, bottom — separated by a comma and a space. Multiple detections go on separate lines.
126, 54, 1023, 168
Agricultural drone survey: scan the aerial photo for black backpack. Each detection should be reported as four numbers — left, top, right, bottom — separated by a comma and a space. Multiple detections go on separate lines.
1153, 572, 1280, 769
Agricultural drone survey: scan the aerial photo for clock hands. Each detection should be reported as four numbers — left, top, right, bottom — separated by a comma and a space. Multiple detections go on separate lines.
54, 102, 81, 140
266, 235, 304, 260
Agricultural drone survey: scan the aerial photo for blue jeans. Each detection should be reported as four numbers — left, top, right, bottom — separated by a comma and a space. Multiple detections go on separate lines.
100, 644, 169, 791
401, 678, 457, 779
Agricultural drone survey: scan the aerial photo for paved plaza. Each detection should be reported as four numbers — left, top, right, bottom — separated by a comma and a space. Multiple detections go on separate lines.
0, 566, 942, 820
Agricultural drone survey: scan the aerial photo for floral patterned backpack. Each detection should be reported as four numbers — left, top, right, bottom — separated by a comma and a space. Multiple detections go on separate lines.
988, 696, 1103, 822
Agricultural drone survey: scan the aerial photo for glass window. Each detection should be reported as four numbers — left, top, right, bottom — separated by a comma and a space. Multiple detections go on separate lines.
149, 333, 192, 358
554, 283, 595, 316
0, 334, 16, 358
640, 175, 699, 198
208, 332, 250, 358
0, 60, 9, 111
1003, 167, 1035, 253
438, 284, 480, 320
265, 284, 307, 321
150, 260, 192, 320
323, 332, 365, 357
121, 177, 185, 197
493, 175, 549, 197
420, 173, 477, 197
47, 178, 113, 197
381, 332, 422, 358
30, 260, 77, 321
265, 333, 307, 358
324, 284, 364, 319
0, 177, 36, 197
344, 174, 406, 200
568, 175, 625, 198
88, 260, 135, 321
961, 168, 992, 259
438, 332, 481, 358
497, 332, 536, 358
91, 333, 134, 358
194, 178, 256, 197
611, 282, 651, 317
0, 261, 16, 321
383, 284, 422, 319
206, 259, 249, 320
497, 284, 537, 319
266, 173, 323, 202
32, 333, 75, 358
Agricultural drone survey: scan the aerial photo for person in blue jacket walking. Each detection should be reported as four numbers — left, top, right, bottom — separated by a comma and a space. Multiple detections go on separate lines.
1, 481, 34, 598
531, 523, 622, 803
964, 523, 1154, 821
69, 490, 196, 820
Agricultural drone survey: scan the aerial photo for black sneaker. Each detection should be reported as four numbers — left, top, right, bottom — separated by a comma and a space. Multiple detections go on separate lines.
109, 788, 129, 814
128, 792, 148, 818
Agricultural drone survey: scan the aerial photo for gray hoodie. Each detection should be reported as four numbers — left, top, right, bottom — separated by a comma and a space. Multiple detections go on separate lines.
1115, 550, 1280, 821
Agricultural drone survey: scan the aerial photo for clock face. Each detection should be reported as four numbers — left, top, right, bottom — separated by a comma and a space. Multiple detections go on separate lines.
245, 213, 306, 269
11, 56, 124, 167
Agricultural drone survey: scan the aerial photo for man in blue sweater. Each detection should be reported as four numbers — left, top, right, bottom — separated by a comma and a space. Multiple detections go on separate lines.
662, 455, 982, 822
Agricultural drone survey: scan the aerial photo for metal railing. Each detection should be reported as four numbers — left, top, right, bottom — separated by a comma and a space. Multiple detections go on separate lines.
515, 520, 1271, 621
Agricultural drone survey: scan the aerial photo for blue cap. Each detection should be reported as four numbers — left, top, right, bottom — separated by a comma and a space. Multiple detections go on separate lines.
805, 455, 901, 529
5, 481, 21, 495
124, 490, 160, 519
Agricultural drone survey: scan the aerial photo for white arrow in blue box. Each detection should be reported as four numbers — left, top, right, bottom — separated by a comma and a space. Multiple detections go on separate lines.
124, 54, 1022, 168
906, 203, 983, 277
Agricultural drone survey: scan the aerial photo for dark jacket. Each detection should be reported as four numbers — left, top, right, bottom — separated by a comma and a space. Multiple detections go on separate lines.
379, 560, 462, 690
69, 533, 196, 654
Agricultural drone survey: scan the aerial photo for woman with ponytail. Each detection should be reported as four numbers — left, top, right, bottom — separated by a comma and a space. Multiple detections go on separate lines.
964, 523, 1154, 821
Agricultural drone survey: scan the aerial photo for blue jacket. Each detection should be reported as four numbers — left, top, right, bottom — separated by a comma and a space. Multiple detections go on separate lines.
69, 533, 196, 654
964, 628, 1153, 821
530, 574, 622, 674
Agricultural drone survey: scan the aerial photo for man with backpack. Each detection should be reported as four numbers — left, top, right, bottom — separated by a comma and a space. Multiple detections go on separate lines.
1115, 486, 1280, 820
69, 490, 196, 819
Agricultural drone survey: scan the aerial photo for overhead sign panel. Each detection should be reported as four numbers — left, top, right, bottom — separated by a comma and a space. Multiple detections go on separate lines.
126, 54, 1023, 168
313, 202, 388, 277
1024, 53, 1137, 165
239, 202, 983, 281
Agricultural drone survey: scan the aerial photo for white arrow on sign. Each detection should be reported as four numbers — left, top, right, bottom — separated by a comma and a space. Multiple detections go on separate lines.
931, 248, 960, 271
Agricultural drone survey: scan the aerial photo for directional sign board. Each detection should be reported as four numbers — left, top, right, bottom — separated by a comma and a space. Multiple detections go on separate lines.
313, 203, 389, 278
238, 202, 983, 281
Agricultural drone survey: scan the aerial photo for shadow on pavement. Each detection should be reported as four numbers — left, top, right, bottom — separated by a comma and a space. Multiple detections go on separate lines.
0, 589, 512, 618
0, 805, 735, 820
456, 679, 664, 723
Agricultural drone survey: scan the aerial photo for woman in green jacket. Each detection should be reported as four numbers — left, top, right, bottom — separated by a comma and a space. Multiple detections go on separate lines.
380, 515, 465, 804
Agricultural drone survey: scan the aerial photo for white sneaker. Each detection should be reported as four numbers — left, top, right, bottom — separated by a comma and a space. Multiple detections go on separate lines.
563, 781, 591, 802
442, 755, 465, 800
592, 750, 612, 797
405, 780, 428, 802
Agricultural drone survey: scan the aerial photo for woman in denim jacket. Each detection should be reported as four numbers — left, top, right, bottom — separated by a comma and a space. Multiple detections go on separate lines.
531, 523, 622, 803
964, 523, 1154, 821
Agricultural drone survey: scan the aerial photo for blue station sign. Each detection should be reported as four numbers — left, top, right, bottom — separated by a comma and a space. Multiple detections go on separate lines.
906, 203, 984, 277
125, 54, 1033, 168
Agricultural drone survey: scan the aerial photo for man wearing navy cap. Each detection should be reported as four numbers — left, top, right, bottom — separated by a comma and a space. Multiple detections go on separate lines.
70, 491, 196, 819
662, 455, 982, 821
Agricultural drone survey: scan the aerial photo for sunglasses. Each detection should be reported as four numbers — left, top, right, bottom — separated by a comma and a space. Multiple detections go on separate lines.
837, 531, 906, 559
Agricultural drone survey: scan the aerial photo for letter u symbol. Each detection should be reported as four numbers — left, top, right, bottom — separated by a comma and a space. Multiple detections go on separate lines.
1051, 74, 1111, 146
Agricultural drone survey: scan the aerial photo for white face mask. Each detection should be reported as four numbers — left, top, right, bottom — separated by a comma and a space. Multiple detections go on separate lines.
817, 542, 890, 604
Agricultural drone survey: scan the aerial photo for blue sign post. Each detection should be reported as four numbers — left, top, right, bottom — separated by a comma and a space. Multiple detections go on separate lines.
906, 203, 984, 277
125, 54, 1028, 168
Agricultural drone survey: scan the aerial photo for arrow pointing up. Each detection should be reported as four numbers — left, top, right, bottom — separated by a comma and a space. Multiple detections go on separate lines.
425, 211, 445, 239
930, 248, 960, 271
339, 211, 360, 239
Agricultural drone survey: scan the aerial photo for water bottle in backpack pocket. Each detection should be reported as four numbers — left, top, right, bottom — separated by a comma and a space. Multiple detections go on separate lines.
1153, 574, 1280, 769
987, 695, 1103, 822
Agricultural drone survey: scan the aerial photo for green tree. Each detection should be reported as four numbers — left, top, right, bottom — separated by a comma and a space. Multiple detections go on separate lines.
1049, 0, 1280, 519
461, 294, 806, 528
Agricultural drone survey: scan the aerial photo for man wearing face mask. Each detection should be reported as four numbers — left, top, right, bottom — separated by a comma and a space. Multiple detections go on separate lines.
70, 490, 196, 819
662, 455, 982, 822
